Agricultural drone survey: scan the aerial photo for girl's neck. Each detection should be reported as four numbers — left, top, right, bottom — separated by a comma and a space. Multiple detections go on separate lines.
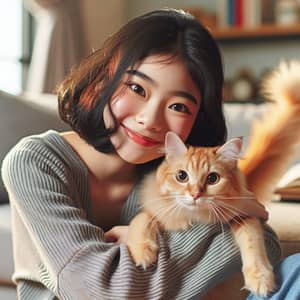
61, 131, 137, 183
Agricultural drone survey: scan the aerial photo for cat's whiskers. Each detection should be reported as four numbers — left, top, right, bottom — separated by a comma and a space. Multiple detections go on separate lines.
149, 203, 176, 223
210, 201, 250, 243
213, 200, 251, 230
214, 196, 255, 217
141, 191, 200, 228
164, 203, 186, 227
213, 198, 247, 218
145, 201, 180, 230
207, 202, 223, 225
214, 204, 238, 264
214, 201, 241, 222
214, 196, 258, 223
213, 203, 232, 224
215, 198, 258, 224
207, 203, 214, 223
231, 215, 251, 229
141, 203, 170, 230
215, 205, 251, 233
207, 200, 224, 224
145, 193, 198, 229
210, 202, 236, 232
139, 195, 179, 209
216, 195, 256, 200
207, 202, 228, 259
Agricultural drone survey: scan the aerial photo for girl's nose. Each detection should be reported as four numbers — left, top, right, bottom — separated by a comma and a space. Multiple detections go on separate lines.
135, 101, 163, 132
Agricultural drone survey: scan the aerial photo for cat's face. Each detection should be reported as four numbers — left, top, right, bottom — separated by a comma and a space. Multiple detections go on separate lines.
155, 132, 246, 225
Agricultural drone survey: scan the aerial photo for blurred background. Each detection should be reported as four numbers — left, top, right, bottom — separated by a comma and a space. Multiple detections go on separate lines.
1, 0, 300, 102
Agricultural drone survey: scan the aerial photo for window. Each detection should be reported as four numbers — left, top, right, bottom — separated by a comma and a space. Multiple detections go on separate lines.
0, 0, 31, 95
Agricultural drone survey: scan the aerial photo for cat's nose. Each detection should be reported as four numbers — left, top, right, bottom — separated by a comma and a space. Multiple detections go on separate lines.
192, 192, 202, 200
192, 188, 205, 200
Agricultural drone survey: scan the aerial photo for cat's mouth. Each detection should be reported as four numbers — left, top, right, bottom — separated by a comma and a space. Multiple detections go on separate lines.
177, 197, 214, 210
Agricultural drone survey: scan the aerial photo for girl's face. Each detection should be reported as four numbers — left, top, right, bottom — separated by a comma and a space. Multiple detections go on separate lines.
104, 55, 201, 164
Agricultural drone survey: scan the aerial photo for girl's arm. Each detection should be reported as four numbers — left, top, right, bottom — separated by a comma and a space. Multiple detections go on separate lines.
2, 138, 281, 300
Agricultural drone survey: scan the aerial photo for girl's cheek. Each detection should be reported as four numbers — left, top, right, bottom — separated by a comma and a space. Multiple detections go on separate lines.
103, 95, 135, 128
169, 118, 196, 141
111, 96, 137, 118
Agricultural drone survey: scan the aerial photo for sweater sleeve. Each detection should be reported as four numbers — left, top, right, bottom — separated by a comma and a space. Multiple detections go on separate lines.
1, 136, 281, 300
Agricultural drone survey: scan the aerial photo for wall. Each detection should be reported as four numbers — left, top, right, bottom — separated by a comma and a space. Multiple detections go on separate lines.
125, 0, 216, 19
220, 40, 300, 79
81, 1, 300, 80
80, 0, 126, 51
80, 0, 215, 50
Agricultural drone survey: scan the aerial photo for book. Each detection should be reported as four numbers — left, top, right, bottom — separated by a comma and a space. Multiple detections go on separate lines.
261, 0, 276, 24
228, 0, 236, 26
216, 0, 262, 29
236, 0, 244, 27
274, 163, 300, 201
244, 0, 262, 28
217, 0, 229, 28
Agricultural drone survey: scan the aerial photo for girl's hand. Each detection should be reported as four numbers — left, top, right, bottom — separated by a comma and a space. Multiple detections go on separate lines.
104, 226, 129, 244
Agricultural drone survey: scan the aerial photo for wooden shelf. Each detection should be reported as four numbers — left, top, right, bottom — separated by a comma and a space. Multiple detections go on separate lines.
211, 24, 300, 42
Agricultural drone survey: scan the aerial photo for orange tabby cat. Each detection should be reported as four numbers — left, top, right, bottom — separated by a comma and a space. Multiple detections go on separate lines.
126, 60, 300, 297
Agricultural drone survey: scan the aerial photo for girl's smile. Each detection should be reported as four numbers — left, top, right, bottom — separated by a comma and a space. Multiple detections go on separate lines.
104, 55, 201, 164
121, 124, 161, 147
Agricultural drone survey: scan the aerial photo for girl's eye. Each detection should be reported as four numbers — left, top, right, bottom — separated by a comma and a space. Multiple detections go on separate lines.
206, 172, 220, 185
175, 170, 189, 182
169, 103, 191, 114
127, 83, 145, 97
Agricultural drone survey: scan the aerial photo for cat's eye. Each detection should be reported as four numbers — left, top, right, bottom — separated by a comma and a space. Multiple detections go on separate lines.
175, 170, 189, 182
206, 172, 220, 185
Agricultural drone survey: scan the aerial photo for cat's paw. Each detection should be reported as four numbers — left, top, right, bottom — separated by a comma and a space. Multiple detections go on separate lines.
127, 239, 159, 270
243, 263, 276, 297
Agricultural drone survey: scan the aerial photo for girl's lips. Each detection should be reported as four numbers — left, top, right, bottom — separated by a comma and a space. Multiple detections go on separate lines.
121, 125, 161, 147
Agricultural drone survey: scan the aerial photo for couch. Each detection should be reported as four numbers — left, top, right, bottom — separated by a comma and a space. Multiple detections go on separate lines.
0, 92, 299, 300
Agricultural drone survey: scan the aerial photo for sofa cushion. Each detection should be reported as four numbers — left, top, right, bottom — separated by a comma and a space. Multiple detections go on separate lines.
0, 91, 68, 204
267, 201, 300, 257
0, 287, 17, 300
224, 102, 270, 150
0, 204, 14, 282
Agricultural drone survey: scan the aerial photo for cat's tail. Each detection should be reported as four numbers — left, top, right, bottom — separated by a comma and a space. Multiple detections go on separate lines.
238, 60, 300, 203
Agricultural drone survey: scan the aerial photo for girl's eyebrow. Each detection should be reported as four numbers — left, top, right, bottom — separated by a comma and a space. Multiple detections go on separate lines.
126, 69, 199, 105
172, 91, 198, 105
126, 70, 156, 85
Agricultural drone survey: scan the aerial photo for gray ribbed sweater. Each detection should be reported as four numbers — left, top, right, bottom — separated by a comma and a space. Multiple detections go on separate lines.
1, 130, 281, 300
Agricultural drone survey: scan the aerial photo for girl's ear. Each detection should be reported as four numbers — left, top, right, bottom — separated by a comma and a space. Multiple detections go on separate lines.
165, 132, 187, 163
216, 137, 243, 161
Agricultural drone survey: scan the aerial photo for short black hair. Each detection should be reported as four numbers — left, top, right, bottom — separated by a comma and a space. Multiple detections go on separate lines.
57, 8, 227, 156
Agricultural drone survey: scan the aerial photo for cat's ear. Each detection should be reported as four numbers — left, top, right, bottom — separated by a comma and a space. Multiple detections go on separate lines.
216, 137, 243, 161
165, 132, 187, 163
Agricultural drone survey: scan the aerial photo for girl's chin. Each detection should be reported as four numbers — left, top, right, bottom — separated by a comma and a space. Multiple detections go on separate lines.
110, 134, 163, 164
122, 156, 160, 165
117, 151, 162, 165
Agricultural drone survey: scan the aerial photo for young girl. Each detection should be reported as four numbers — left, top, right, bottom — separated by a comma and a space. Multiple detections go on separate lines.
1, 8, 287, 300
